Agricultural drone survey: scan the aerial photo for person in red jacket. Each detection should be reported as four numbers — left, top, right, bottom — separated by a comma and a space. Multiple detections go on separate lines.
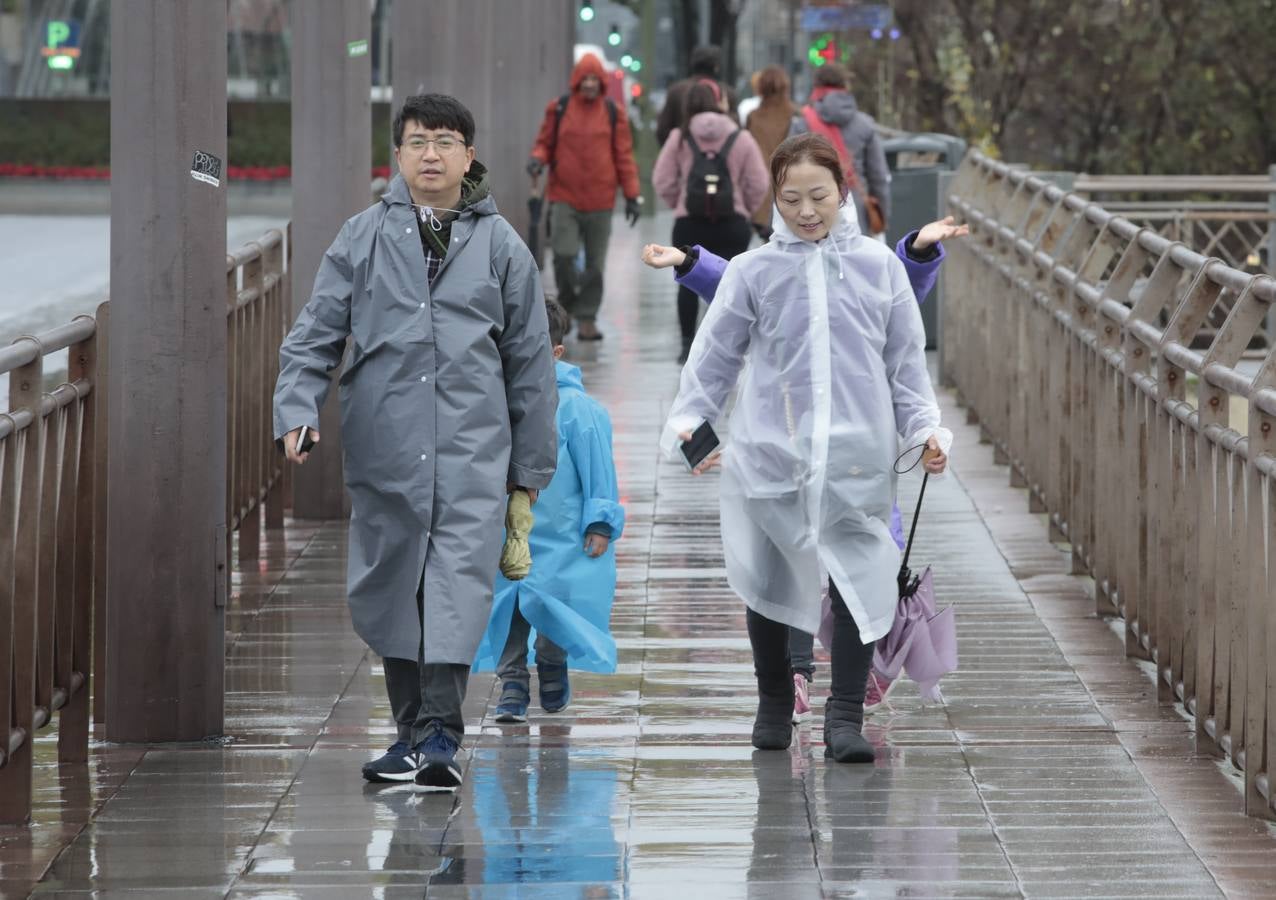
528, 53, 642, 341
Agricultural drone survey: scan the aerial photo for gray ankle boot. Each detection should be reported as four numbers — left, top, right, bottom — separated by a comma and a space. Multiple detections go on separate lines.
823, 697, 875, 763
752, 673, 795, 750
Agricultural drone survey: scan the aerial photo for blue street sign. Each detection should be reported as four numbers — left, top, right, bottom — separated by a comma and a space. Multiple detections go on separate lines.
800, 4, 892, 32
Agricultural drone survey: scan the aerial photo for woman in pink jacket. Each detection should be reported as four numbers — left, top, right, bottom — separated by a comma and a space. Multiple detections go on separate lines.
654, 81, 769, 363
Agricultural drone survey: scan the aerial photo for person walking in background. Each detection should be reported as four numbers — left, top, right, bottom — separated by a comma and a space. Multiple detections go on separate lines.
736, 70, 765, 127
744, 65, 797, 241
790, 63, 890, 237
653, 81, 768, 363
473, 299, 626, 722
656, 45, 736, 146
528, 52, 642, 342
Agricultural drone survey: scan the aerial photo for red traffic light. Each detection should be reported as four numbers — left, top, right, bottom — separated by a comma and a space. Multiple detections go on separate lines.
630, 82, 643, 98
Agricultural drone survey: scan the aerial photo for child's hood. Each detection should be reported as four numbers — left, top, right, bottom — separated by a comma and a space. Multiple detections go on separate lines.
555, 360, 584, 391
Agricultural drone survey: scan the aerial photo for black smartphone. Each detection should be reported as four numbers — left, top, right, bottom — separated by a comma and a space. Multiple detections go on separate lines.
298, 426, 316, 454
680, 421, 720, 471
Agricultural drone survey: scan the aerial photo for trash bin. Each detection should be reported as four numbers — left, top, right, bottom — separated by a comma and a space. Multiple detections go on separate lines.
883, 133, 967, 348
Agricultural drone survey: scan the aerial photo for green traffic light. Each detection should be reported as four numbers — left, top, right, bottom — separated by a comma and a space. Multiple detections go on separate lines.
620, 53, 633, 68
579, 3, 595, 22
608, 28, 621, 46
629, 59, 642, 72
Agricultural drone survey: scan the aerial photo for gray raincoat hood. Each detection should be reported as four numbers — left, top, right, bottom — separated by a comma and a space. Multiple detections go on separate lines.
811, 90, 860, 127
274, 166, 558, 664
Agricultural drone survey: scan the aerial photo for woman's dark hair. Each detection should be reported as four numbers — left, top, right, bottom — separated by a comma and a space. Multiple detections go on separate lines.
769, 133, 849, 202
813, 63, 849, 90
393, 93, 476, 147
545, 298, 570, 348
755, 65, 790, 100
681, 82, 722, 134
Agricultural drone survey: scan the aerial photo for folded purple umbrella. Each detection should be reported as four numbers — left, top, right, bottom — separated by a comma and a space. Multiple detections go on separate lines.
818, 470, 958, 702
878, 472, 957, 701
873, 565, 957, 701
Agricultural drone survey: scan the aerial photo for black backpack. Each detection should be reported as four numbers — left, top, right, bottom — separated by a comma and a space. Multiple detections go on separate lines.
683, 129, 741, 222
550, 93, 618, 167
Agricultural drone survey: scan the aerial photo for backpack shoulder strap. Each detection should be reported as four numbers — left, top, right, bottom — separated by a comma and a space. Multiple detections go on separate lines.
682, 128, 703, 155
719, 128, 743, 158
549, 94, 571, 164
605, 97, 618, 137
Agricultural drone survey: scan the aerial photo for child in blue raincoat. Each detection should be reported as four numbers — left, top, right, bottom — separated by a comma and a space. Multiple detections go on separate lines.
473, 299, 625, 721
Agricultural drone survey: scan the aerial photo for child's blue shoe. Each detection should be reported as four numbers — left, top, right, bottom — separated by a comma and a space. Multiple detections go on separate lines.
537, 663, 571, 713
494, 681, 530, 723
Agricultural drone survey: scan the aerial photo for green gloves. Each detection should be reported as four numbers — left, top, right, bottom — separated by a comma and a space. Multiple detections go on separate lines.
500, 489, 534, 580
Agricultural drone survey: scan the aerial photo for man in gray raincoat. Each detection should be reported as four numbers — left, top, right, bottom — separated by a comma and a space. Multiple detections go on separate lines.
274, 94, 558, 792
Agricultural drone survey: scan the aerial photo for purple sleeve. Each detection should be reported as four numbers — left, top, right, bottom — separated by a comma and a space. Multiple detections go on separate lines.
890, 504, 906, 550
673, 245, 729, 302
896, 231, 945, 304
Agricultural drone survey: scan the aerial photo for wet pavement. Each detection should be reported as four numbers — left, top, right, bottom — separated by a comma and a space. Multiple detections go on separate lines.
5, 211, 1276, 898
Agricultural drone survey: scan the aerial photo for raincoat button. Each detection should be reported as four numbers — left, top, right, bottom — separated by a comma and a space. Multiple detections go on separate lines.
405, 227, 412, 234
419, 302, 425, 309
420, 376, 428, 383
850, 466, 863, 476
420, 453, 428, 461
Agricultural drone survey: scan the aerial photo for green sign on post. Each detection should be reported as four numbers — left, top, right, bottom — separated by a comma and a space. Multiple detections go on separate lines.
44, 19, 81, 70
347, 39, 368, 58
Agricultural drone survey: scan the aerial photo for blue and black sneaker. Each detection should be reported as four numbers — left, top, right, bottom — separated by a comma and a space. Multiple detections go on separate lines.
414, 722, 463, 792
537, 663, 571, 713
494, 681, 531, 723
361, 740, 425, 783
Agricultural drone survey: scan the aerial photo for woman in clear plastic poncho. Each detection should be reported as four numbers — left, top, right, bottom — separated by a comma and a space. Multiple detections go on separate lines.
661, 133, 951, 763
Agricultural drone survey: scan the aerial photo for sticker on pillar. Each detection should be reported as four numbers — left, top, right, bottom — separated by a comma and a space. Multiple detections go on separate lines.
190, 151, 222, 188
347, 39, 368, 57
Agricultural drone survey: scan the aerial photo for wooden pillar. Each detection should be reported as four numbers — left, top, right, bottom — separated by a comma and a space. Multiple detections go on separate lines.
288, 0, 370, 519
105, 0, 227, 741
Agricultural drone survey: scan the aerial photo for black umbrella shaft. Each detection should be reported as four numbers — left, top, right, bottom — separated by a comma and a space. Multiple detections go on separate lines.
900, 472, 929, 575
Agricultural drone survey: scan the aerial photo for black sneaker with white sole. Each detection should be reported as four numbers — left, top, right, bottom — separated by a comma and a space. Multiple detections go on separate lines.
414, 721, 463, 792
361, 740, 425, 783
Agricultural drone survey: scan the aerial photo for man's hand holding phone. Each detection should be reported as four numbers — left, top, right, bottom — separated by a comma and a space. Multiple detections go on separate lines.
285, 426, 318, 464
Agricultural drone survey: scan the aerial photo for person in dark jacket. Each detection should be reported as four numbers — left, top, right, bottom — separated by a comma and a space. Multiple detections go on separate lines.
656, 45, 738, 146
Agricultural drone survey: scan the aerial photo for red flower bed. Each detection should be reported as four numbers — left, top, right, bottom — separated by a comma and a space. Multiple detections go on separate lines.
1, 163, 392, 181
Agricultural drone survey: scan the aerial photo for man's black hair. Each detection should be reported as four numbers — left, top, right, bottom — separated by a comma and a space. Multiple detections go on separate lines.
393, 94, 476, 147
545, 298, 570, 348
689, 46, 723, 78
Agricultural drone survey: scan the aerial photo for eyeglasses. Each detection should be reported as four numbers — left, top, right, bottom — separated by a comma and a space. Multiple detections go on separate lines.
403, 136, 465, 154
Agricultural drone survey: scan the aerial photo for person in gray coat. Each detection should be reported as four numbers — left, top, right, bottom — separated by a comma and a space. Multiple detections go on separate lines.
273, 94, 558, 792
789, 63, 891, 235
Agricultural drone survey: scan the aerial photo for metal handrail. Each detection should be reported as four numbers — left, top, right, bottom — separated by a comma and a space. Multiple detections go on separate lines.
0, 224, 293, 825
945, 150, 1276, 822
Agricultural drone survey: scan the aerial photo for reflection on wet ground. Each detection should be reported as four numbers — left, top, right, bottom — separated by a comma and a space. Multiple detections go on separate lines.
5, 212, 1276, 898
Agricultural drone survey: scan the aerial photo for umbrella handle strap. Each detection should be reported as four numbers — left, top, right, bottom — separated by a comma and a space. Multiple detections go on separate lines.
900, 471, 929, 573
